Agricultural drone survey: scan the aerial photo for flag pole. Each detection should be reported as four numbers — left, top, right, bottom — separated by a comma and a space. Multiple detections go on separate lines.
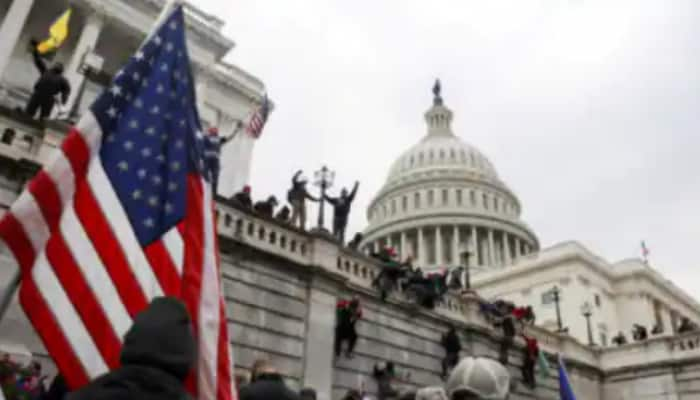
0, 265, 21, 324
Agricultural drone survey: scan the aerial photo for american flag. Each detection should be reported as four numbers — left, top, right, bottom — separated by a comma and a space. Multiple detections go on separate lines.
245, 95, 270, 139
0, 6, 234, 400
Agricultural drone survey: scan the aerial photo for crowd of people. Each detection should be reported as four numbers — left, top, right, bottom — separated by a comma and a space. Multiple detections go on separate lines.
0, 354, 66, 400
228, 171, 359, 245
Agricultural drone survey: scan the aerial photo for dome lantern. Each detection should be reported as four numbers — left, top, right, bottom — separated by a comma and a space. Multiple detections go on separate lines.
425, 79, 454, 137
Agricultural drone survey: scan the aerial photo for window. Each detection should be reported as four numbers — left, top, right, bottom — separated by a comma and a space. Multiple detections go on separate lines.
439, 149, 445, 160
429, 150, 434, 161
414, 192, 421, 209
595, 294, 601, 307
391, 199, 396, 215
483, 193, 489, 210
456, 189, 463, 205
402, 196, 407, 211
450, 149, 456, 160
419, 153, 424, 164
470, 190, 476, 206
1, 128, 15, 145
382, 204, 387, 217
493, 197, 498, 211
428, 190, 434, 206
470, 153, 476, 166
600, 332, 608, 347
410, 156, 414, 166
442, 189, 448, 205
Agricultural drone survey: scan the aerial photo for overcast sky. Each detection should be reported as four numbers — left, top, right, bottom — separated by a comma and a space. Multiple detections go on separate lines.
194, 0, 700, 298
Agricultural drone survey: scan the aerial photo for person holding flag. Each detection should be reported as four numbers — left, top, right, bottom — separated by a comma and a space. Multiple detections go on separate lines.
34, 9, 72, 57
0, 4, 234, 400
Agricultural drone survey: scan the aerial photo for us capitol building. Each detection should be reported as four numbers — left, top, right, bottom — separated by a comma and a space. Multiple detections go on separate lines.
2, 1, 700, 399
361, 83, 700, 348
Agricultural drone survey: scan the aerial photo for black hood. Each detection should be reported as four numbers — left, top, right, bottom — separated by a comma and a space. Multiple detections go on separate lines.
67, 297, 196, 400
120, 296, 196, 381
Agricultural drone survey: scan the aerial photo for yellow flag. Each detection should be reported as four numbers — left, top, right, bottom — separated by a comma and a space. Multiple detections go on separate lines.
37, 9, 72, 55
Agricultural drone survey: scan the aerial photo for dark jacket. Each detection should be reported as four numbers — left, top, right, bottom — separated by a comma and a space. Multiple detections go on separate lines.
32, 50, 70, 103
232, 191, 253, 209
442, 329, 462, 354
287, 171, 315, 203
67, 297, 195, 400
239, 373, 300, 400
326, 183, 359, 220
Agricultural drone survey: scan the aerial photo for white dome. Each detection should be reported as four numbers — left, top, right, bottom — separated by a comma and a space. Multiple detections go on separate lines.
361, 81, 538, 271
385, 135, 500, 189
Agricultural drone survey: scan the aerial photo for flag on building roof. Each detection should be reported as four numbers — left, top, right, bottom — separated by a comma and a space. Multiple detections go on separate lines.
558, 355, 577, 400
37, 9, 72, 55
641, 240, 650, 261
0, 6, 234, 400
246, 95, 270, 139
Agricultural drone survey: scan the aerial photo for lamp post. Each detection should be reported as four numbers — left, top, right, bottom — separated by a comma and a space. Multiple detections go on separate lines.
313, 165, 335, 232
551, 286, 564, 333
581, 301, 595, 346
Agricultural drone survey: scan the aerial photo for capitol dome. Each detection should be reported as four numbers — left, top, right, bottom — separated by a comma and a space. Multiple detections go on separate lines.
362, 81, 539, 272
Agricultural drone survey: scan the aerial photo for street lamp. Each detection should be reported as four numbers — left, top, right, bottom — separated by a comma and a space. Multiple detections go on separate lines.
581, 301, 595, 346
313, 165, 335, 232
551, 286, 564, 333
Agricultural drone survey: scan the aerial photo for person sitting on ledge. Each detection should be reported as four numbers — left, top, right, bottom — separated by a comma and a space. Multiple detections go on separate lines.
231, 185, 253, 209
253, 195, 278, 218
678, 317, 698, 334
275, 205, 291, 224
347, 233, 363, 251
612, 331, 628, 346
632, 324, 648, 341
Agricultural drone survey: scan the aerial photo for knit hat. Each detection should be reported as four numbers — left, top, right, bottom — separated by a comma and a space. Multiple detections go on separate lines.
446, 357, 510, 400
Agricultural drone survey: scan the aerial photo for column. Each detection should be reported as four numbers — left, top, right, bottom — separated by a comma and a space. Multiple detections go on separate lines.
488, 229, 495, 266
502, 233, 512, 266
435, 226, 443, 266
515, 237, 522, 258
452, 225, 460, 265
471, 226, 479, 266
64, 11, 105, 114
302, 279, 337, 400
400, 231, 407, 259
418, 227, 426, 266
0, 0, 35, 82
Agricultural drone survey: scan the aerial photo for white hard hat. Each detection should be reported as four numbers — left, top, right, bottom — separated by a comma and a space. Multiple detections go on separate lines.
446, 357, 510, 400
416, 387, 448, 400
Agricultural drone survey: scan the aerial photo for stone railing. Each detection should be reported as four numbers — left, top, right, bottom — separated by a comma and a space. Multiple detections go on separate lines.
599, 331, 700, 371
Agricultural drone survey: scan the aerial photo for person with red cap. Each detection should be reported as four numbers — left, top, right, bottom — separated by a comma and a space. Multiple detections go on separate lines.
203, 124, 240, 195
231, 185, 253, 209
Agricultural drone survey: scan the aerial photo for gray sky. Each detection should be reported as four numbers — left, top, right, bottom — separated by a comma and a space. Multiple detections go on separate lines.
194, 0, 700, 298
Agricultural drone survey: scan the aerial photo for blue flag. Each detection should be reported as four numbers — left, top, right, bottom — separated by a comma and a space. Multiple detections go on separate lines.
559, 355, 577, 400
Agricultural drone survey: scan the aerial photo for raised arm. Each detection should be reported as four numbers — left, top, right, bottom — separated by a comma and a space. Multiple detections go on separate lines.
292, 170, 302, 185
221, 121, 244, 145
31, 47, 47, 75
349, 181, 359, 201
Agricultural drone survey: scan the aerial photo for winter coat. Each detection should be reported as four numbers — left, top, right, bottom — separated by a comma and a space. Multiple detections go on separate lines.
67, 297, 195, 400
239, 373, 300, 400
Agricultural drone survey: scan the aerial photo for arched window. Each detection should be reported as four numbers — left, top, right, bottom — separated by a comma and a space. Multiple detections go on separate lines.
456, 189, 463, 205
442, 189, 448, 205
391, 199, 396, 215
414, 192, 421, 209
428, 190, 434, 206
402, 196, 408, 211
493, 197, 498, 211
483, 193, 489, 209
470, 190, 476, 206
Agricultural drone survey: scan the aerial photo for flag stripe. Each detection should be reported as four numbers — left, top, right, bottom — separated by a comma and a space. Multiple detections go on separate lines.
33, 252, 109, 379
44, 152, 75, 206
73, 177, 149, 317
144, 240, 182, 296
27, 172, 62, 230
0, 214, 35, 271
45, 233, 123, 370
10, 191, 49, 253
181, 175, 206, 396
59, 204, 132, 337
198, 178, 221, 400
163, 228, 184, 275
19, 279, 89, 388
86, 158, 164, 301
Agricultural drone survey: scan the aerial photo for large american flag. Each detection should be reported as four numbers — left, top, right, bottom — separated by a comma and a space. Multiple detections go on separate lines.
0, 6, 233, 400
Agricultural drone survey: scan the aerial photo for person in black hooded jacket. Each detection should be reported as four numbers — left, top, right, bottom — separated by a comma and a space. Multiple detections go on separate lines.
67, 297, 196, 400
441, 325, 461, 380
26, 40, 71, 120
